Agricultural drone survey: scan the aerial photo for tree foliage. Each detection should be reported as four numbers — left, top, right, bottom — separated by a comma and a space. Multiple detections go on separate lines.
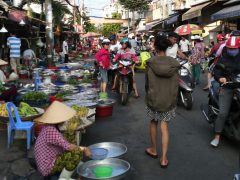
119, 0, 152, 12
19, 0, 71, 25
99, 12, 122, 37
100, 24, 121, 37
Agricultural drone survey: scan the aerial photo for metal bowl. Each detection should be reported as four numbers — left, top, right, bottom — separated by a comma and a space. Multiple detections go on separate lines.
77, 158, 130, 180
88, 142, 127, 158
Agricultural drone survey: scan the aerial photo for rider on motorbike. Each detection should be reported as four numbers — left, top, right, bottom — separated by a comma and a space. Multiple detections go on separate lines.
113, 38, 140, 98
210, 36, 240, 147
203, 34, 225, 90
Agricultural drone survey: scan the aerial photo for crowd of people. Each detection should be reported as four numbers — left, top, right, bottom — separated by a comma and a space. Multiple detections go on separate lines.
93, 30, 240, 168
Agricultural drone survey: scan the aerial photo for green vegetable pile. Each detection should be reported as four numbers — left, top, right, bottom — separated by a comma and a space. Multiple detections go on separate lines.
67, 78, 79, 86
18, 102, 38, 116
0, 82, 5, 93
22, 91, 48, 101
80, 78, 92, 84
55, 90, 72, 100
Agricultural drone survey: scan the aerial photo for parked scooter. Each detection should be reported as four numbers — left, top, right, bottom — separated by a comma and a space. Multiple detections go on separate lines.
178, 59, 194, 110
117, 59, 134, 105
201, 64, 240, 142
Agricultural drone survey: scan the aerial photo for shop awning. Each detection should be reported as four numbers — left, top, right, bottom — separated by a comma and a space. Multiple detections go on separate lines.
182, 2, 212, 21
145, 20, 163, 30
211, 4, 240, 21
166, 14, 179, 25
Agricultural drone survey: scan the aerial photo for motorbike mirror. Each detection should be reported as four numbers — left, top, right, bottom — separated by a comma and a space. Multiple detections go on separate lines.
215, 63, 225, 70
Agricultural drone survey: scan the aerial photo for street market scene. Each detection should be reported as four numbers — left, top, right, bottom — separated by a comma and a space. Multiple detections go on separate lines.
0, 0, 240, 179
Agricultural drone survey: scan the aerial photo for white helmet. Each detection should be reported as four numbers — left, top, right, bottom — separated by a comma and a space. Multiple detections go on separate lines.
149, 35, 155, 39
102, 39, 110, 44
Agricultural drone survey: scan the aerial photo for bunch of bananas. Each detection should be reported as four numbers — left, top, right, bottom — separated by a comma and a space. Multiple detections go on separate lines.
66, 116, 80, 131
72, 105, 89, 118
0, 103, 8, 117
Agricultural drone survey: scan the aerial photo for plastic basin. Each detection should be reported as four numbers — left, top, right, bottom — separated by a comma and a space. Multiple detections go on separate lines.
90, 148, 108, 160
93, 166, 113, 178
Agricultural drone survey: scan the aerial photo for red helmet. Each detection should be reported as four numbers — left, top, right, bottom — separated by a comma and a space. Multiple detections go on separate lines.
217, 34, 224, 41
225, 33, 231, 40
226, 37, 240, 48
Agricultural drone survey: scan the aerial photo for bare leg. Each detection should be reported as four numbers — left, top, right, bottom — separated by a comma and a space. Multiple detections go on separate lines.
203, 72, 212, 89
133, 81, 139, 97
160, 120, 169, 165
102, 82, 107, 93
146, 120, 158, 155
112, 75, 118, 90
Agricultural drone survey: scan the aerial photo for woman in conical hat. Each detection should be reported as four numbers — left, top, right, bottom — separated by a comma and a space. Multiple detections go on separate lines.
0, 59, 18, 102
34, 101, 91, 177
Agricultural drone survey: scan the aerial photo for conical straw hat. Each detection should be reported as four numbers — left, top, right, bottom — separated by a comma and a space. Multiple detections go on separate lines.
35, 101, 76, 124
0, 59, 8, 66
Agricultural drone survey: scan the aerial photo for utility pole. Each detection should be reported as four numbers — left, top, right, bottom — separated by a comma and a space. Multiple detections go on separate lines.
45, 0, 54, 66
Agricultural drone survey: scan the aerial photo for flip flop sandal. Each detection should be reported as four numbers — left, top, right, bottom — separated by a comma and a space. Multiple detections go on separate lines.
145, 150, 158, 159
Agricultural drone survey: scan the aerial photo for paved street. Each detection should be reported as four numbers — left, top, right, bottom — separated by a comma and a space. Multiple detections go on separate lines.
82, 72, 239, 180
0, 72, 239, 180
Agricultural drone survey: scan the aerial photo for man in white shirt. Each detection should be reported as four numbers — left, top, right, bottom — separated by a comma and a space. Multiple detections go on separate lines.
166, 32, 188, 60
109, 35, 121, 53
23, 48, 37, 69
179, 36, 190, 56
62, 37, 69, 63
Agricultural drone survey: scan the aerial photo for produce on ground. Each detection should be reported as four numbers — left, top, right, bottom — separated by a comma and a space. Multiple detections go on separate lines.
80, 78, 92, 84
0, 102, 38, 117
22, 91, 48, 101
0, 103, 8, 117
71, 105, 89, 118
0, 82, 5, 93
55, 90, 72, 100
18, 102, 38, 117
67, 78, 79, 86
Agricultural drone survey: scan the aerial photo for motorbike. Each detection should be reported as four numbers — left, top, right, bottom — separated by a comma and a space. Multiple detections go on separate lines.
201, 63, 240, 142
178, 59, 194, 110
117, 59, 134, 105
108, 50, 118, 86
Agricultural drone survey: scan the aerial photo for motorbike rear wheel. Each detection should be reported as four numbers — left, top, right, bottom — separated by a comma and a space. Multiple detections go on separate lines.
120, 81, 128, 105
182, 91, 193, 110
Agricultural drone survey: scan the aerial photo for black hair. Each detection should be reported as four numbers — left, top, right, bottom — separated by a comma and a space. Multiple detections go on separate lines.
124, 41, 131, 49
154, 35, 171, 52
195, 39, 201, 43
10, 31, 16, 35
168, 32, 179, 39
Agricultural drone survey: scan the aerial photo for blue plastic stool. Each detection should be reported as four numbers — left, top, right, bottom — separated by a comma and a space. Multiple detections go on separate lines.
6, 102, 34, 150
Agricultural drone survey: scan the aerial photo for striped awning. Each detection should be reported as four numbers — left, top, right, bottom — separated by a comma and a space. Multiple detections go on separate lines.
211, 4, 240, 21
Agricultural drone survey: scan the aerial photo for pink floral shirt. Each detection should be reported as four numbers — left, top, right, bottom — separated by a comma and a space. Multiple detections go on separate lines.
114, 48, 139, 63
34, 125, 71, 176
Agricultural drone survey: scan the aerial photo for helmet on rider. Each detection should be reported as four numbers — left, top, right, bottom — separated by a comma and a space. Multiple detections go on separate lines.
217, 34, 224, 41
120, 37, 131, 49
231, 30, 240, 37
102, 39, 110, 45
109, 34, 116, 41
225, 37, 240, 57
225, 34, 231, 40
